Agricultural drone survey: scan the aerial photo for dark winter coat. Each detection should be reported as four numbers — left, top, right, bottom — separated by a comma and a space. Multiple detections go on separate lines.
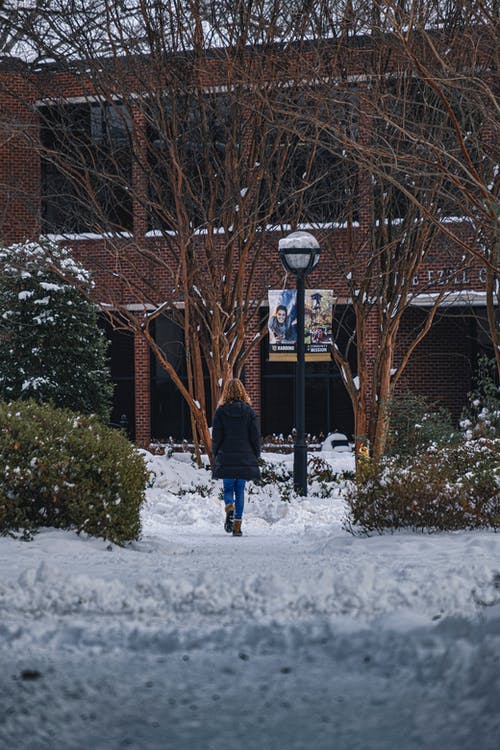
212, 400, 261, 481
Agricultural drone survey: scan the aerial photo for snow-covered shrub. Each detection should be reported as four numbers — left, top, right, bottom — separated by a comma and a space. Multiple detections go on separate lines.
257, 458, 292, 485
460, 355, 500, 439
253, 459, 294, 501
307, 454, 353, 483
261, 434, 295, 453
344, 437, 500, 533
0, 240, 113, 421
0, 400, 148, 543
383, 390, 457, 458
178, 482, 212, 498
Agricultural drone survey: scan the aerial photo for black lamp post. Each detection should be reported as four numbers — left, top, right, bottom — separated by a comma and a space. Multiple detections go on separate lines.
278, 231, 321, 496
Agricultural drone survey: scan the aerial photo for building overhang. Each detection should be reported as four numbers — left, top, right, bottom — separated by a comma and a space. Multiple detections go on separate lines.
409, 290, 489, 307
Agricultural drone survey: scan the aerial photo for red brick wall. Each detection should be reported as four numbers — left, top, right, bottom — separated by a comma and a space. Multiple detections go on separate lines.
0, 57, 491, 444
0, 71, 40, 242
396, 307, 476, 420
133, 330, 151, 446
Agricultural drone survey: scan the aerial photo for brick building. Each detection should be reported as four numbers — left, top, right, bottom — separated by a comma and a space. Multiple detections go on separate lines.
0, 30, 496, 447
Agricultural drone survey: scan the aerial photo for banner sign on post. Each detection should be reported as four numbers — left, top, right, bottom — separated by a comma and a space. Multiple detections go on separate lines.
268, 289, 297, 358
304, 289, 334, 359
268, 290, 334, 361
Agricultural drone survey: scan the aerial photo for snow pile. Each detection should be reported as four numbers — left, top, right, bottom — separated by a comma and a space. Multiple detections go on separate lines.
0, 449, 499, 749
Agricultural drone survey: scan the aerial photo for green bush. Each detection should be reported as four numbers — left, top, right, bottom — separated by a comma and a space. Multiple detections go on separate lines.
0, 400, 148, 544
383, 390, 457, 458
344, 436, 500, 533
0, 240, 113, 421
460, 355, 500, 439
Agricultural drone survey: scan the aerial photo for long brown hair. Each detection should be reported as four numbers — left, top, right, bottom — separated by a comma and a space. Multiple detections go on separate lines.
219, 378, 251, 406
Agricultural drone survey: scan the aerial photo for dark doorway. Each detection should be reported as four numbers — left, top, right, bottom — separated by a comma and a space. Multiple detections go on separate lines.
102, 320, 135, 439
260, 304, 355, 439
150, 315, 212, 441
260, 359, 354, 440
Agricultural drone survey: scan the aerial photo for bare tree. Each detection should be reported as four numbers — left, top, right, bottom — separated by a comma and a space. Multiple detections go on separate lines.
374, 0, 500, 375
1, 0, 341, 458
240, 10, 480, 457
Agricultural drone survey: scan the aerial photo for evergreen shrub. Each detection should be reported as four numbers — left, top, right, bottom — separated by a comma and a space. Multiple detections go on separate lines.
344, 437, 500, 533
0, 240, 113, 421
383, 390, 457, 458
0, 400, 148, 543
460, 355, 500, 439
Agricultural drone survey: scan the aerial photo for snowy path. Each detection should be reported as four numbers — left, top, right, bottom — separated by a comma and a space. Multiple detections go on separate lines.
2, 613, 499, 750
1, 453, 500, 749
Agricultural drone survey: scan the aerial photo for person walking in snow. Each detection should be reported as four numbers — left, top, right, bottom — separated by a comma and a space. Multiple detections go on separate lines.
212, 378, 261, 537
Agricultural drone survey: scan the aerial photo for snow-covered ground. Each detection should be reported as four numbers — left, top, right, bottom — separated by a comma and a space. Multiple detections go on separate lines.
1, 450, 499, 750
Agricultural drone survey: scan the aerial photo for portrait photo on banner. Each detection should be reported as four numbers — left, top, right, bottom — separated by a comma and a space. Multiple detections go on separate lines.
268, 289, 297, 356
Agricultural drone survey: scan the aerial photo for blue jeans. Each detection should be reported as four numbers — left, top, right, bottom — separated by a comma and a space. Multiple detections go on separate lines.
223, 478, 246, 520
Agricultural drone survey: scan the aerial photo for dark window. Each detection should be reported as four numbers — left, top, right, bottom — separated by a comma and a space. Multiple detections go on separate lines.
373, 76, 483, 220
146, 92, 240, 231
258, 86, 359, 226
332, 304, 357, 373
40, 102, 132, 233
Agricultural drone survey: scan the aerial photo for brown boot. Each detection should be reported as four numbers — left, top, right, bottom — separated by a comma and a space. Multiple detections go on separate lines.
232, 519, 243, 537
224, 504, 235, 534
